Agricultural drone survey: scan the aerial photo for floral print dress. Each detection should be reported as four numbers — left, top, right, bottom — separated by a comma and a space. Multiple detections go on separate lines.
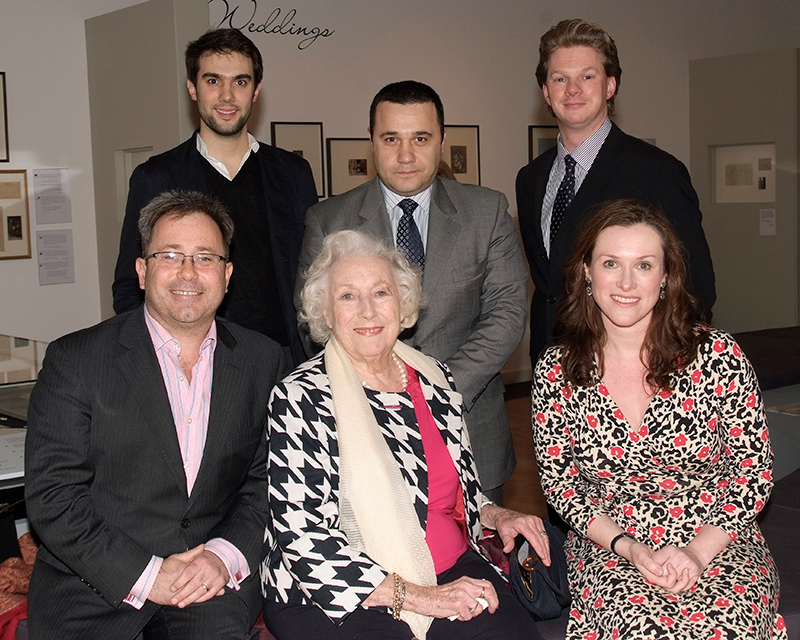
532, 328, 786, 639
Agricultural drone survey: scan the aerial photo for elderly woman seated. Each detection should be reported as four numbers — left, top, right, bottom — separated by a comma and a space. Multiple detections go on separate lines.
261, 230, 550, 640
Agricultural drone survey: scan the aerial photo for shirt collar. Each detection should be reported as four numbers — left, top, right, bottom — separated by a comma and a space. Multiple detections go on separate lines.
143, 304, 217, 355
556, 118, 612, 169
195, 131, 259, 160
378, 180, 434, 211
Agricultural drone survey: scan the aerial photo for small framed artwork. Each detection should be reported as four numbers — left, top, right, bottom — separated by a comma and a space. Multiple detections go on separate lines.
0, 170, 31, 259
0, 73, 8, 162
528, 125, 559, 162
443, 125, 480, 185
271, 121, 324, 198
326, 138, 376, 197
713, 143, 776, 203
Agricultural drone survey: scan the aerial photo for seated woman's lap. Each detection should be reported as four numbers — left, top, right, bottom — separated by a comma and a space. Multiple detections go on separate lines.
429, 551, 543, 640
262, 551, 542, 640
568, 532, 781, 637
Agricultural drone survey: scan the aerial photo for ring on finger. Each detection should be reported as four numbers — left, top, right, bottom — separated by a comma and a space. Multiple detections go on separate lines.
201, 583, 209, 592
469, 603, 478, 614
540, 530, 547, 536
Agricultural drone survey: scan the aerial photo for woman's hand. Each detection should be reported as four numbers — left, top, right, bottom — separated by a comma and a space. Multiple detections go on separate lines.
480, 504, 551, 566
615, 537, 677, 589
362, 574, 498, 620
639, 524, 729, 593
649, 545, 705, 593
410, 576, 498, 620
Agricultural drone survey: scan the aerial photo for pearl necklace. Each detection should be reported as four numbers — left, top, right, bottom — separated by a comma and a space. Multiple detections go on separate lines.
362, 352, 408, 391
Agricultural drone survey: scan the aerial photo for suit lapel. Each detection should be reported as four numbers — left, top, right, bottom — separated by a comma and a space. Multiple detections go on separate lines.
568, 124, 626, 216
115, 309, 187, 493
187, 322, 244, 507
356, 179, 394, 242
552, 124, 626, 258
421, 179, 459, 299
532, 148, 557, 257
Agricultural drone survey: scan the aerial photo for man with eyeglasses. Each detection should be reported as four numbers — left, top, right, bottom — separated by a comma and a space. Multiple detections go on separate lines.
26, 190, 286, 639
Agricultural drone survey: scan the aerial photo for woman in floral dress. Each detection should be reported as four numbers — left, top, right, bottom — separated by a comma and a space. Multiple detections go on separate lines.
532, 198, 786, 639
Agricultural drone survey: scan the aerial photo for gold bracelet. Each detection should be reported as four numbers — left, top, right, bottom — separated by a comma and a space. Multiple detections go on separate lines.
391, 573, 406, 620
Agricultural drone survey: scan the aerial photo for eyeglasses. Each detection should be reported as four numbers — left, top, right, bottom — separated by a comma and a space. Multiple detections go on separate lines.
145, 251, 227, 269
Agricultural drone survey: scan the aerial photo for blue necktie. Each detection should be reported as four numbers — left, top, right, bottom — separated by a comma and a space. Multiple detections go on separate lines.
550, 155, 576, 239
396, 198, 424, 270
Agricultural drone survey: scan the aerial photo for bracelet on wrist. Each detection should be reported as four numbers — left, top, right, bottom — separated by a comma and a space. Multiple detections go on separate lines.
391, 573, 406, 620
610, 532, 634, 555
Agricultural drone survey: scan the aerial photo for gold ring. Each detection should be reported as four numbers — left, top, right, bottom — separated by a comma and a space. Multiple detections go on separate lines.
480, 586, 485, 600
201, 583, 209, 591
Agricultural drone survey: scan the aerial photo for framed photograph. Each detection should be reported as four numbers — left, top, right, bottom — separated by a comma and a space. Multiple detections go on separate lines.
271, 121, 324, 197
0, 73, 8, 162
528, 125, 559, 162
444, 125, 480, 185
713, 143, 776, 203
326, 138, 376, 197
0, 170, 30, 259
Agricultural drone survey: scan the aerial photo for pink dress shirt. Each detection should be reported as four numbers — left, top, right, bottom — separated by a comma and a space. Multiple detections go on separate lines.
124, 307, 249, 608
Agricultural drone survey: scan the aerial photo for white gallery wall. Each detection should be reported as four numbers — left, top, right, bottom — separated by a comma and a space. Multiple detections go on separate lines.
1, 0, 799, 344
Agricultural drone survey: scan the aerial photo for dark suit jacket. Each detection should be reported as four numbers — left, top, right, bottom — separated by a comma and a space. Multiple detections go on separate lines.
112, 131, 318, 365
25, 308, 286, 637
296, 177, 529, 491
516, 123, 716, 362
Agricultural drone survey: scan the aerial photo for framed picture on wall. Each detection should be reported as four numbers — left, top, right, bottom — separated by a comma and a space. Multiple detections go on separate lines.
443, 125, 480, 185
528, 125, 559, 163
326, 138, 376, 197
0, 73, 8, 162
0, 170, 31, 260
271, 121, 324, 198
713, 143, 776, 203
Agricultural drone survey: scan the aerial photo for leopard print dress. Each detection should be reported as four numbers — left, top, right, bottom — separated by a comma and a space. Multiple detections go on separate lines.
532, 328, 786, 639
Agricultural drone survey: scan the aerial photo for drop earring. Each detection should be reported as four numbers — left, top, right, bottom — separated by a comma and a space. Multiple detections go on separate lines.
659, 282, 666, 300
585, 278, 593, 297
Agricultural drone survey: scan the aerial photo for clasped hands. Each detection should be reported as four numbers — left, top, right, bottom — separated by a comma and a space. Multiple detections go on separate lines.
625, 540, 706, 594
148, 544, 230, 608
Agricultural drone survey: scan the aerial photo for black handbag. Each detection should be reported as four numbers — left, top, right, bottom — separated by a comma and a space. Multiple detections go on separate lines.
507, 520, 571, 620
479, 520, 571, 621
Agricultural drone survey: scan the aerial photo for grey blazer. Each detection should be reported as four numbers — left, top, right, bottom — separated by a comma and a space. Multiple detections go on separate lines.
296, 177, 528, 490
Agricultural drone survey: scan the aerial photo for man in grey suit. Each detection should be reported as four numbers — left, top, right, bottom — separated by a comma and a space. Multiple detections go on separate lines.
297, 81, 528, 502
26, 191, 286, 639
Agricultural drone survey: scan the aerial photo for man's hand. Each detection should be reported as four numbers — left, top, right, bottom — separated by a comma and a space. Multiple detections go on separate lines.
148, 545, 205, 605
169, 548, 229, 608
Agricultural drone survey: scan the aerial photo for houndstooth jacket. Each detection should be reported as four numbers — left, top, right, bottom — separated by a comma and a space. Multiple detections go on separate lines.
260, 352, 486, 621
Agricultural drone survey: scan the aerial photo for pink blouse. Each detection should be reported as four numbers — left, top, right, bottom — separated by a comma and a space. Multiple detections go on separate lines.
406, 366, 468, 573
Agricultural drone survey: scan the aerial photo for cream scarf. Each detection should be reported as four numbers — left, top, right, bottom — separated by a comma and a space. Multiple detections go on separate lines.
326, 336, 452, 639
